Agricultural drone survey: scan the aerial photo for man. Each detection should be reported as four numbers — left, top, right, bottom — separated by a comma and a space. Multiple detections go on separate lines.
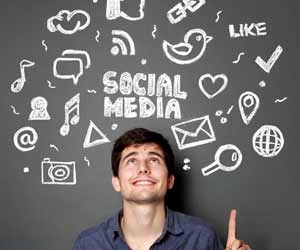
74, 128, 251, 250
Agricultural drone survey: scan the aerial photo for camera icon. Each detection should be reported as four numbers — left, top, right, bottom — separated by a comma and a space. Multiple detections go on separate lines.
41, 158, 76, 185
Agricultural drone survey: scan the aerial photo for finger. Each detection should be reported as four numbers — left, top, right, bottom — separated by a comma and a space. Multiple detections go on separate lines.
235, 241, 248, 250
244, 244, 251, 250
230, 239, 242, 250
237, 246, 250, 250
227, 209, 237, 245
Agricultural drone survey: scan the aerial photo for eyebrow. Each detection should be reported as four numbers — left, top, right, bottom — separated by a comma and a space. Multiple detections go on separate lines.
148, 151, 165, 160
121, 152, 138, 164
120, 150, 165, 164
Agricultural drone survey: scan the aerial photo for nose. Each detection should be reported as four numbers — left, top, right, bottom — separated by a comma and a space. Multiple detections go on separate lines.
137, 160, 150, 175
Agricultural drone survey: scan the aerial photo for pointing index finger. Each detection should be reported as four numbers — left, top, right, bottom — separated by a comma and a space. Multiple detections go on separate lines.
227, 209, 237, 246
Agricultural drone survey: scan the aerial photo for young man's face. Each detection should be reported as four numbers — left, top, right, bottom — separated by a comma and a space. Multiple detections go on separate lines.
112, 143, 175, 205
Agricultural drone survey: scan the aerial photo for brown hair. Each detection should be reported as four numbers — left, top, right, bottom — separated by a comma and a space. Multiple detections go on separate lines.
111, 128, 175, 177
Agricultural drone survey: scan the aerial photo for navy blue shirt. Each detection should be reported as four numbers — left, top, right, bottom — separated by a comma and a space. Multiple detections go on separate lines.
73, 208, 224, 250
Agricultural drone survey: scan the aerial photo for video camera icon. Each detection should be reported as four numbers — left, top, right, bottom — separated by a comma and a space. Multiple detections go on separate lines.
53, 49, 91, 85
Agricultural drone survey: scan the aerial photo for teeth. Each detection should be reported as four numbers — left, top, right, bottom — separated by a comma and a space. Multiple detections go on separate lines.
135, 180, 154, 185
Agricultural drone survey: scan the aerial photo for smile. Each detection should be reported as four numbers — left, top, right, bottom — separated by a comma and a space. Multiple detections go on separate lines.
133, 180, 156, 185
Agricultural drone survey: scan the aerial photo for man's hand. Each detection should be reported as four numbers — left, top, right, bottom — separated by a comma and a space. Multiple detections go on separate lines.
226, 209, 251, 250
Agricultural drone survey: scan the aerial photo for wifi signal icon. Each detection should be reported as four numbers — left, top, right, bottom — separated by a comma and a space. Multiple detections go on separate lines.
111, 30, 136, 56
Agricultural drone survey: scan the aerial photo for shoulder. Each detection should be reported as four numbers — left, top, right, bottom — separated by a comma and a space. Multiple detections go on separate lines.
73, 215, 116, 248
171, 209, 219, 236
168, 209, 224, 249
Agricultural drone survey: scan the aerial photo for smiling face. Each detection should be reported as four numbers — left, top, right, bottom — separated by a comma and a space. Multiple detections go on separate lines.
112, 143, 175, 205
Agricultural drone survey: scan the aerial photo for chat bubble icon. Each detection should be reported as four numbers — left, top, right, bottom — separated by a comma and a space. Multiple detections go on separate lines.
53, 49, 91, 85
53, 58, 83, 84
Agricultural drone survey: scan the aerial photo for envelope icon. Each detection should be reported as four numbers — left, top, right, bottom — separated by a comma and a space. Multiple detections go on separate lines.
171, 115, 216, 150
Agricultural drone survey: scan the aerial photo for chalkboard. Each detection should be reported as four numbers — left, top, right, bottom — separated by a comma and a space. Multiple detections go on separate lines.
2, 0, 299, 249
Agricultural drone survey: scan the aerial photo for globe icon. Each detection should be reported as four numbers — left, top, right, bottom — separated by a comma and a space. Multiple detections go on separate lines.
252, 125, 284, 157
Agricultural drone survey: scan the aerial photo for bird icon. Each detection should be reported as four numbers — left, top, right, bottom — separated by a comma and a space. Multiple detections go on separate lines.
162, 28, 213, 65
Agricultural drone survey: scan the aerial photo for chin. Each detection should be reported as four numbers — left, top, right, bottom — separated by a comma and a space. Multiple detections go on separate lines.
126, 194, 165, 204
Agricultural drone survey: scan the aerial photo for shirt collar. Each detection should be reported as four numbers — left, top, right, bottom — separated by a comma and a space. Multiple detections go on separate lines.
110, 209, 124, 240
164, 207, 184, 235
109, 208, 183, 240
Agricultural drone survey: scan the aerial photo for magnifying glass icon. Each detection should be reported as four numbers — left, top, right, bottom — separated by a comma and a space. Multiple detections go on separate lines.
201, 144, 243, 176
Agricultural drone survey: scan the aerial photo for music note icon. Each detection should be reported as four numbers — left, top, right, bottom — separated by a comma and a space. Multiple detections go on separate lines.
11, 59, 35, 93
60, 93, 80, 136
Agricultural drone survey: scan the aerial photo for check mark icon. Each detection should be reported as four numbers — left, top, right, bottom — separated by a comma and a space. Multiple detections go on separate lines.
255, 45, 283, 73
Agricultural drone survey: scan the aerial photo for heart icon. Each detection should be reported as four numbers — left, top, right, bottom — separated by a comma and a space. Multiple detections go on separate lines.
198, 73, 228, 99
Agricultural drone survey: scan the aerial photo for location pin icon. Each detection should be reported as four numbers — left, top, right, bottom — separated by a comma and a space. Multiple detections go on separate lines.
238, 91, 260, 125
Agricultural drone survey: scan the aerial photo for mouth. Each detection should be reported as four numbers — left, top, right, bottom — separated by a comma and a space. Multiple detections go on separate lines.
132, 178, 157, 186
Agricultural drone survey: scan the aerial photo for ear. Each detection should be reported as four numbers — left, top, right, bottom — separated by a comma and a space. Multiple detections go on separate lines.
167, 175, 175, 190
112, 176, 121, 192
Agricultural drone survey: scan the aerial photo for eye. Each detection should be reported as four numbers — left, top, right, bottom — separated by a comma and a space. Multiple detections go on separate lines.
196, 35, 202, 41
149, 157, 160, 164
126, 158, 137, 165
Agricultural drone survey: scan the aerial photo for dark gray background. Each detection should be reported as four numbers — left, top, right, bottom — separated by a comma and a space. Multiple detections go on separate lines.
1, 0, 299, 249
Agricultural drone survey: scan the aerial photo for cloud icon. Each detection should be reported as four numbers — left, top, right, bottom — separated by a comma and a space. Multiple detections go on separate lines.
47, 10, 90, 35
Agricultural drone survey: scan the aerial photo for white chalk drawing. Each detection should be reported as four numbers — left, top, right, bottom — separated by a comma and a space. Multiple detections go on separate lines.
103, 71, 187, 119
11, 59, 35, 93
53, 49, 91, 84
259, 81, 266, 88
220, 117, 228, 124
28, 97, 51, 121
23, 167, 30, 173
41, 158, 76, 185
182, 158, 191, 171
83, 120, 110, 148
152, 25, 157, 39
95, 30, 100, 42
167, 0, 206, 24
275, 97, 287, 103
111, 30, 135, 56
215, 10, 222, 23
252, 125, 284, 157
198, 73, 228, 99
14, 127, 38, 152
47, 80, 56, 89
42, 40, 48, 51
232, 52, 245, 64
87, 89, 97, 94
84, 156, 90, 166
106, 0, 145, 21
47, 10, 90, 35
215, 110, 223, 116
229, 22, 267, 38
238, 91, 260, 125
10, 105, 20, 115
201, 144, 242, 176
141, 59, 147, 65
227, 105, 234, 114
111, 123, 118, 130
93, 0, 98, 3
171, 115, 216, 150
162, 28, 213, 65
215, 110, 228, 124
255, 45, 283, 73
60, 93, 80, 136
50, 144, 59, 152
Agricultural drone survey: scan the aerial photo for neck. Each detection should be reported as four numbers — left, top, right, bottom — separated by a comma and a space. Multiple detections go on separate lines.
121, 202, 166, 246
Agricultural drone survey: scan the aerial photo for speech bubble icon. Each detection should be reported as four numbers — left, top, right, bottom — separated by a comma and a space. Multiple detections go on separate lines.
53, 58, 83, 85
53, 49, 91, 85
